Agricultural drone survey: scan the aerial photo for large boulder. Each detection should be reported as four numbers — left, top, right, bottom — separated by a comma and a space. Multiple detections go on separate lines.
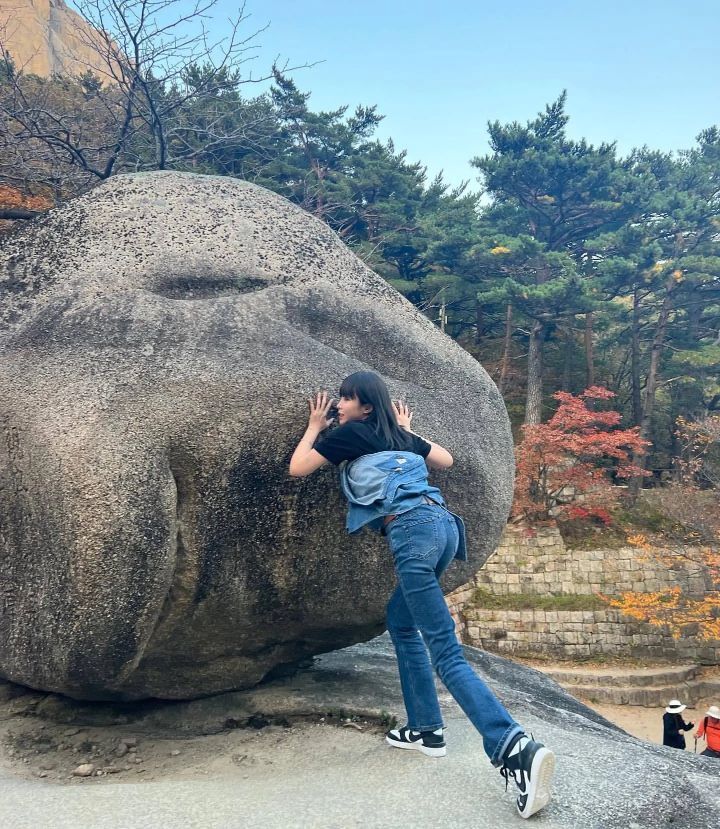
0, 172, 514, 700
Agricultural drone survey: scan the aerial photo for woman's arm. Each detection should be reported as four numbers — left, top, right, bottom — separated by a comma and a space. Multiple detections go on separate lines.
392, 401, 453, 470
289, 392, 333, 477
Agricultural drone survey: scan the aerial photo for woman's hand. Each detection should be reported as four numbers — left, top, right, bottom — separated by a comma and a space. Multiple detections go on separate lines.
289, 393, 333, 477
308, 391, 335, 432
393, 400, 454, 469
392, 400, 413, 430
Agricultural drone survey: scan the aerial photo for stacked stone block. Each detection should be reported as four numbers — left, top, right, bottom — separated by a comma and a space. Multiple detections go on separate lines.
474, 526, 710, 597
446, 525, 719, 664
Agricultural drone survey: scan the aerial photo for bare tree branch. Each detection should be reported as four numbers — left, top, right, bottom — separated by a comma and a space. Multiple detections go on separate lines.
0, 0, 310, 211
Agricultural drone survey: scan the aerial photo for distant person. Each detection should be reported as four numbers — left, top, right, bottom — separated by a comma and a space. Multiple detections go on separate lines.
695, 705, 720, 758
662, 700, 694, 750
289, 372, 555, 819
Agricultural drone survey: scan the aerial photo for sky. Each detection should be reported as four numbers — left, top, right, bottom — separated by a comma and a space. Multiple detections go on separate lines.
169, 1, 720, 189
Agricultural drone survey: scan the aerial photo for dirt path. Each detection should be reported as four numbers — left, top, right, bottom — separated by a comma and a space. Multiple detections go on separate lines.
511, 657, 720, 754
0, 705, 380, 784
581, 698, 714, 752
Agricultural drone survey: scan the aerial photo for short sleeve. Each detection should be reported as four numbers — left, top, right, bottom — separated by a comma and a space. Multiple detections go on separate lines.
314, 422, 431, 465
410, 433, 432, 458
313, 423, 365, 465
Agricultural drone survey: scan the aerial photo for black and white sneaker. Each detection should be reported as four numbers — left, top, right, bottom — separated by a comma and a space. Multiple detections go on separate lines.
499, 734, 555, 819
385, 725, 446, 757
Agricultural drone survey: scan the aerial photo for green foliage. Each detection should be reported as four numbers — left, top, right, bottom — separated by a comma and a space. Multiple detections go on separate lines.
469, 588, 608, 611
2, 9, 719, 470
378, 710, 397, 728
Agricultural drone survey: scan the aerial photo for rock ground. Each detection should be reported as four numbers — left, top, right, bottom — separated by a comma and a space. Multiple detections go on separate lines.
1, 635, 719, 829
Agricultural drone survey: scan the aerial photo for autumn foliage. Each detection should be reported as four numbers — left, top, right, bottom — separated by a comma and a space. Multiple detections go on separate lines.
606, 416, 720, 640
605, 533, 720, 640
512, 387, 649, 524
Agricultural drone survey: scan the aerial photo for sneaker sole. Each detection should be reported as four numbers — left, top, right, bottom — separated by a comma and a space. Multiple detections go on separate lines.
385, 736, 447, 757
517, 746, 555, 819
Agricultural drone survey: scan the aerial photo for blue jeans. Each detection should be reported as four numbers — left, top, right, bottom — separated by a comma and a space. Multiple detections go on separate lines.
385, 504, 524, 766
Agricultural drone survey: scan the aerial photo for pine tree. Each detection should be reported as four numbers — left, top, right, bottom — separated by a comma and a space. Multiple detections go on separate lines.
472, 94, 638, 424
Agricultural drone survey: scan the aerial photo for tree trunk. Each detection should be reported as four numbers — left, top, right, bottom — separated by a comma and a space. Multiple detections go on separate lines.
668, 387, 682, 481
639, 288, 673, 441
686, 282, 701, 341
631, 285, 642, 428
475, 298, 484, 345
630, 278, 675, 494
498, 302, 513, 394
525, 320, 545, 425
561, 326, 573, 391
584, 312, 595, 388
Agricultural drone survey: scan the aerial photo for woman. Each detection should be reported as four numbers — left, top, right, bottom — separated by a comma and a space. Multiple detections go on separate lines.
662, 700, 694, 750
694, 705, 720, 758
289, 371, 555, 820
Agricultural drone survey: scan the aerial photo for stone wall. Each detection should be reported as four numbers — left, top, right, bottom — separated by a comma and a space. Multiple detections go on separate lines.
446, 524, 720, 664
476, 525, 711, 597
462, 607, 720, 663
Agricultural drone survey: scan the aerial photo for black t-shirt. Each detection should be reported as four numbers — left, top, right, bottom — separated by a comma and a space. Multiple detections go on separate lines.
314, 419, 432, 466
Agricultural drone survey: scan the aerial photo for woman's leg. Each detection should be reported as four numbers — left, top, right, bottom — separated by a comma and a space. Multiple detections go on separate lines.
388, 509, 523, 765
386, 585, 444, 732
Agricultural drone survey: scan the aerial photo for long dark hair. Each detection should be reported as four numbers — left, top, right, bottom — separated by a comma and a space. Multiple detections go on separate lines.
339, 371, 413, 451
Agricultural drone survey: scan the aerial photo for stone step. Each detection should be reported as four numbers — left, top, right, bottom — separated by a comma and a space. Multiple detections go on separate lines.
553, 677, 720, 708
541, 664, 700, 689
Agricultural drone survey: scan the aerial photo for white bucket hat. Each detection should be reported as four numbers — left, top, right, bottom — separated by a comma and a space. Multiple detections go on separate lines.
705, 705, 720, 719
666, 699, 687, 714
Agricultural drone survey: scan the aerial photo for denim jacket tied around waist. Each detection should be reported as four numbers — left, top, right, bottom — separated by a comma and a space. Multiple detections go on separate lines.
339, 450, 467, 561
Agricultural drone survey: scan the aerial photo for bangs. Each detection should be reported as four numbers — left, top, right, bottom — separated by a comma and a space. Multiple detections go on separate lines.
339, 374, 362, 401
338, 370, 393, 412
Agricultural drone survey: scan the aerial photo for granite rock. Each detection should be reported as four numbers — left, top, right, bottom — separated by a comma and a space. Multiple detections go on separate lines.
0, 172, 513, 699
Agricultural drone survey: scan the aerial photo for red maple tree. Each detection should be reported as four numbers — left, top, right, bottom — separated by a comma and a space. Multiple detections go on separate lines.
512, 386, 649, 524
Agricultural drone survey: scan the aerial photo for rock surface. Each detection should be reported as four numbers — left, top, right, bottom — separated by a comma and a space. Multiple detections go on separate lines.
0, 636, 718, 828
0, 172, 514, 700
0, 0, 116, 80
